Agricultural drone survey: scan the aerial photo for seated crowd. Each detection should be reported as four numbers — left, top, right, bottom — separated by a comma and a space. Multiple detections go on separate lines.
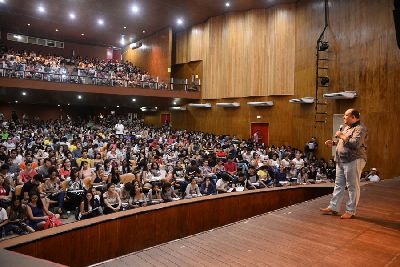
0, 49, 168, 89
0, 113, 338, 238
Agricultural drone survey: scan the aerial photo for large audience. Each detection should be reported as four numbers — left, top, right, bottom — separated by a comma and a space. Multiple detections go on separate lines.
0, 112, 339, 238
0, 49, 169, 89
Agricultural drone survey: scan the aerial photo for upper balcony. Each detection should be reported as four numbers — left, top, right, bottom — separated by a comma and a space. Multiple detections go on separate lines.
0, 66, 201, 100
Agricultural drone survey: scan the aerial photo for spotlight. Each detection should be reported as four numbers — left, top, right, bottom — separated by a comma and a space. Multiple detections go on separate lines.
69, 13, 76, 20
22, 92, 27, 96
15, 100, 18, 103
55, 29, 59, 32
77, 95, 82, 99
225, 2, 230, 7
131, 5, 139, 13
97, 18, 104, 26
132, 98, 136, 102
81, 33, 85, 36
123, 26, 127, 29
27, 23, 31, 26
320, 77, 330, 86
318, 41, 329, 51
176, 18, 184, 25
117, 105, 120, 108
37, 5, 45, 13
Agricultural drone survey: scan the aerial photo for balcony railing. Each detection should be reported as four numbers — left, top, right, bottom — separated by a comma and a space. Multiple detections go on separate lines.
0, 66, 201, 92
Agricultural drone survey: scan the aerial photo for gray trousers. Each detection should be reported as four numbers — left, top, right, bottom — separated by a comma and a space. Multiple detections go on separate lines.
328, 158, 366, 215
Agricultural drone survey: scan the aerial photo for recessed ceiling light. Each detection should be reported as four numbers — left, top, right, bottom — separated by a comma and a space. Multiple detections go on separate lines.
155, 106, 158, 109
173, 101, 176, 105
257, 115, 261, 119
131, 5, 139, 13
57, 104, 61, 107
55, 29, 59, 32
22, 92, 27, 96
177, 18, 184, 25
81, 33, 85, 36
123, 26, 127, 29
69, 12, 76, 19
117, 105, 120, 108
37, 5, 45, 13
0, 0, 5, 4
77, 95, 82, 99
132, 98, 136, 102
142, 30, 146, 34
97, 18, 104, 26
67, 103, 70, 106
15, 100, 18, 103
225, 2, 230, 7
27, 23, 31, 26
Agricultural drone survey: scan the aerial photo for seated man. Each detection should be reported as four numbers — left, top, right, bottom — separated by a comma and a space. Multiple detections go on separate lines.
216, 172, 231, 193
248, 166, 266, 188
366, 168, 380, 182
232, 172, 256, 191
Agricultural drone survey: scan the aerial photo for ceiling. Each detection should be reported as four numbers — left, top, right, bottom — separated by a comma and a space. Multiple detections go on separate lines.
0, 0, 296, 48
0, 87, 193, 110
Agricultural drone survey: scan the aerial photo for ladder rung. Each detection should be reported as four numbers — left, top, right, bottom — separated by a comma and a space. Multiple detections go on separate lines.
318, 67, 329, 69
319, 58, 329, 60
315, 120, 326, 123
316, 112, 328, 115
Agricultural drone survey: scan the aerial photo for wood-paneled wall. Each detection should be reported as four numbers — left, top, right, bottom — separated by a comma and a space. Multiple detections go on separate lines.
123, 28, 172, 83
169, 0, 400, 179
175, 5, 296, 98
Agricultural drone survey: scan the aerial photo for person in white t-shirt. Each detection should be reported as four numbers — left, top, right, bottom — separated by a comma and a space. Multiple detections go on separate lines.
292, 153, 304, 170
114, 120, 124, 136
366, 168, 380, 183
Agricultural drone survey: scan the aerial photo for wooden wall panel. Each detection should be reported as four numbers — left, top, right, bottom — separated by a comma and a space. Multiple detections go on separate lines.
175, 5, 296, 98
175, 30, 188, 64
188, 25, 204, 62
123, 27, 172, 83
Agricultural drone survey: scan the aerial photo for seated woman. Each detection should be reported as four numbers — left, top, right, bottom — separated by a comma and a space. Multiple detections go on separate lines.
26, 191, 56, 231
0, 175, 12, 205
297, 167, 308, 184
93, 153, 104, 167
200, 176, 216, 195
78, 161, 95, 181
102, 183, 122, 214
145, 183, 163, 204
109, 165, 121, 185
129, 185, 147, 208
78, 191, 101, 220
59, 159, 72, 181
43, 167, 65, 214
161, 182, 178, 202
6, 196, 34, 234
184, 177, 202, 199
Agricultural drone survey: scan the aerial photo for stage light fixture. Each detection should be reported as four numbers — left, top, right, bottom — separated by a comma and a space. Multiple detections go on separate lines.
225, 2, 230, 7
320, 76, 330, 86
319, 41, 329, 51
69, 13, 76, 20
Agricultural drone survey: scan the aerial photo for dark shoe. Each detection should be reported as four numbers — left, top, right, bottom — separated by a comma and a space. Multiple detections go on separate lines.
320, 207, 338, 215
340, 212, 354, 219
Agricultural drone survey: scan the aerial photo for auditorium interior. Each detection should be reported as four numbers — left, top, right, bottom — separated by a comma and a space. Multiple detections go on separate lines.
0, 0, 399, 266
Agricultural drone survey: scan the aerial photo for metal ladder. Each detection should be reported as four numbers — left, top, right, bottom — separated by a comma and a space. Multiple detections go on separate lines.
314, 0, 329, 130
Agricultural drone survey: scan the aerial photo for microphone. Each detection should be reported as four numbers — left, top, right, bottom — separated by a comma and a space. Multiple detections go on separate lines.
336, 125, 343, 138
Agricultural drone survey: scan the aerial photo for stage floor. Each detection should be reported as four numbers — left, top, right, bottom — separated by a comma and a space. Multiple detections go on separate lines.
96, 178, 400, 267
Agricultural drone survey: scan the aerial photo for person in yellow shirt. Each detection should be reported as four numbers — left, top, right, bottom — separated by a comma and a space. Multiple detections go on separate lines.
76, 150, 93, 168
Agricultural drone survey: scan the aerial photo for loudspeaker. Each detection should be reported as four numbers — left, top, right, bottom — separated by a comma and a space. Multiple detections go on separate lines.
395, 0, 400, 48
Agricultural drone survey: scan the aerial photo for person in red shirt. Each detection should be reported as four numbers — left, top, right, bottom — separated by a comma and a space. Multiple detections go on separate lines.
224, 157, 238, 177
18, 160, 37, 185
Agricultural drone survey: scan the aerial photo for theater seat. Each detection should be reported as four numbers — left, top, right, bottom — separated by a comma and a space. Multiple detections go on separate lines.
120, 173, 135, 184
15, 185, 23, 197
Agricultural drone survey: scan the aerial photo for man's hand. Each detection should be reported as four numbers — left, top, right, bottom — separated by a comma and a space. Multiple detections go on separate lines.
325, 140, 334, 147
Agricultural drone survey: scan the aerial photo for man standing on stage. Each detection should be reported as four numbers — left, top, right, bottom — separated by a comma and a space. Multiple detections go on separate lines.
320, 109, 368, 219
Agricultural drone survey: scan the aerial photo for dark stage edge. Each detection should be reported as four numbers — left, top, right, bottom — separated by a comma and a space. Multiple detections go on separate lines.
94, 178, 400, 267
